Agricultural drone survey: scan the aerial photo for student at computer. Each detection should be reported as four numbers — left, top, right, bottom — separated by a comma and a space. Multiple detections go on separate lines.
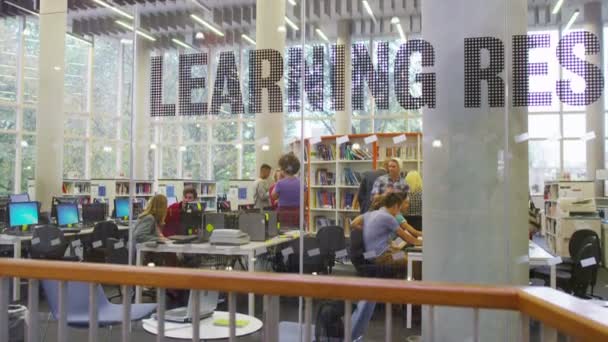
163, 187, 198, 237
271, 152, 302, 227
134, 194, 169, 244
369, 193, 422, 241
253, 164, 272, 209
350, 193, 419, 266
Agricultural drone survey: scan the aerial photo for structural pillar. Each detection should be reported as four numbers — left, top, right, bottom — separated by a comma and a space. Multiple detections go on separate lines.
134, 39, 151, 180
35, 0, 67, 211
422, 0, 528, 341
584, 1, 605, 196
255, 0, 285, 171
335, 20, 352, 135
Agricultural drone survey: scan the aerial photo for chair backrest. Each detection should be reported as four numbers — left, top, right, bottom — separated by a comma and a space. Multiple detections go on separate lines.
105, 237, 129, 265
569, 229, 599, 258
41, 280, 110, 320
571, 242, 598, 298
287, 237, 326, 274
316, 226, 346, 255
91, 220, 120, 249
30, 225, 69, 260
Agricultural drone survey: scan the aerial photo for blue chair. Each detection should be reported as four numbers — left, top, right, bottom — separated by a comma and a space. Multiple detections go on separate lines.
41, 280, 157, 328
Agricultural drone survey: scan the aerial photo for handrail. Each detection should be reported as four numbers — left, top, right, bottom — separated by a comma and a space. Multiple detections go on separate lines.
0, 259, 605, 341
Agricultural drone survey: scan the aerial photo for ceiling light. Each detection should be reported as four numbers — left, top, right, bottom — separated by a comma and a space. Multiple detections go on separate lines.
563, 10, 579, 33
195, 32, 205, 40
179, 146, 187, 152
315, 28, 329, 43
172, 38, 195, 50
53, 66, 61, 71
191, 14, 225, 37
241, 34, 256, 46
5, 1, 39, 17
20, 140, 28, 147
103, 146, 113, 152
190, 0, 212, 12
262, 144, 270, 151
149, 143, 157, 150
94, 0, 134, 20
115, 20, 156, 41
277, 25, 286, 33
120, 38, 133, 44
552, 0, 564, 15
288, 0, 296, 5
284, 16, 299, 31
362, 0, 376, 23
391, 17, 400, 25
66, 32, 93, 46
432, 140, 442, 148
235, 143, 243, 149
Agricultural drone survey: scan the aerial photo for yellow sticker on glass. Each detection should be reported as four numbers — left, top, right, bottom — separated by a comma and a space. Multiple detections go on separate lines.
21, 225, 27, 231
206, 224, 214, 233
197, 203, 202, 211
123, 216, 128, 221
265, 213, 269, 221
277, 222, 281, 230
68, 224, 72, 228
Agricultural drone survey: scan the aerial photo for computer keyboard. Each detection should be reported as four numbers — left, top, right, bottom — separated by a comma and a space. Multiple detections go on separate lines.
2, 229, 32, 236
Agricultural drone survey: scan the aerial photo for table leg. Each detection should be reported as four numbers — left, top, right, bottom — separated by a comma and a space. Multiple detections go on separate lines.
135, 249, 142, 303
248, 252, 255, 316
550, 265, 556, 289
13, 241, 21, 302
407, 257, 413, 329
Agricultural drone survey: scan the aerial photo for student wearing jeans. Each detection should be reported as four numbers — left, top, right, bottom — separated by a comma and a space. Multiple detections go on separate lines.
351, 193, 419, 266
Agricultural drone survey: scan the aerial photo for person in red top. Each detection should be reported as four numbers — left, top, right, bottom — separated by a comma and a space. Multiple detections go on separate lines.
268, 168, 283, 210
163, 187, 198, 237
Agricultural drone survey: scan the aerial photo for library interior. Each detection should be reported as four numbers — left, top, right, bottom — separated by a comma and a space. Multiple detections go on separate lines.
0, 0, 607, 341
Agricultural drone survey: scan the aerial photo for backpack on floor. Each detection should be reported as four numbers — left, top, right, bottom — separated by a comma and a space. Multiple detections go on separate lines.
315, 301, 345, 342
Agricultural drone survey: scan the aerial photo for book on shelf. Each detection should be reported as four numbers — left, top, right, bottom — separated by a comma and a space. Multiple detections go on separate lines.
315, 216, 336, 230
135, 183, 152, 194
315, 190, 336, 209
341, 192, 360, 210
342, 168, 362, 186
201, 184, 215, 195
312, 143, 335, 161
315, 168, 335, 186
340, 142, 372, 160
116, 183, 129, 195
385, 145, 417, 160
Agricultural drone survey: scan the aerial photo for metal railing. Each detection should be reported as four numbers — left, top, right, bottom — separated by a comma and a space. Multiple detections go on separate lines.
0, 258, 607, 342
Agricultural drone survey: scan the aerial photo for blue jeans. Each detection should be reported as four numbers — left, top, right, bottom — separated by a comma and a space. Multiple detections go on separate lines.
351, 300, 376, 340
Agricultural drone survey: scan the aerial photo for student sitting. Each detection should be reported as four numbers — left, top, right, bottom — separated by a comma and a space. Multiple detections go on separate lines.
351, 193, 420, 266
271, 152, 302, 228
134, 194, 169, 244
163, 187, 198, 237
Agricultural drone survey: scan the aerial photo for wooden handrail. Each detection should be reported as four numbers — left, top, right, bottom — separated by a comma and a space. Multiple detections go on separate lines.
0, 259, 604, 341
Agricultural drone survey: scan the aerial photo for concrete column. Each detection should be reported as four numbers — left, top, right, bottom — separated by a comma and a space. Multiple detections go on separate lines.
254, 0, 285, 171
134, 39, 151, 180
35, 0, 67, 211
335, 20, 352, 135
421, 0, 528, 341
584, 2, 605, 196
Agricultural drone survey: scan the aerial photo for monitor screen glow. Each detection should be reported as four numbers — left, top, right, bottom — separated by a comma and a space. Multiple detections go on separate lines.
57, 204, 79, 226
115, 198, 130, 218
8, 202, 39, 227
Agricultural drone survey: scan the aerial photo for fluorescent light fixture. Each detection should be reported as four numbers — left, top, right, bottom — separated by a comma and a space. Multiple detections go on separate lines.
552, 0, 564, 15
220, 108, 230, 115
195, 32, 205, 40
315, 28, 329, 43
563, 10, 579, 32
432, 139, 442, 148
288, 0, 297, 5
179, 146, 187, 152
241, 34, 256, 45
66, 32, 93, 46
362, 0, 376, 23
277, 25, 286, 33
190, 0, 212, 12
5, 1, 39, 17
149, 143, 157, 150
172, 38, 195, 50
103, 146, 113, 152
391, 17, 406, 42
191, 14, 225, 37
391, 17, 400, 25
115, 20, 156, 41
94, 0, 134, 20
120, 38, 133, 44
284, 16, 299, 31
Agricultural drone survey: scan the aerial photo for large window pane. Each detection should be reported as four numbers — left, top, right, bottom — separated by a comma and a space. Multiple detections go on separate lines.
242, 144, 255, 179
183, 122, 205, 143
528, 114, 559, 138
375, 118, 408, 133
119, 143, 130, 178
64, 138, 86, 179
284, 119, 335, 142
0, 133, 15, 194
563, 140, 586, 179
0, 106, 16, 131
92, 116, 117, 139
20, 135, 35, 192
562, 114, 586, 138
64, 35, 89, 112
183, 145, 202, 179
65, 115, 87, 137
161, 146, 178, 178
529, 140, 559, 193
23, 18, 39, 105
528, 30, 559, 113
213, 145, 238, 192
93, 37, 119, 115
91, 141, 116, 178
23, 108, 36, 132
212, 122, 238, 142
0, 17, 18, 102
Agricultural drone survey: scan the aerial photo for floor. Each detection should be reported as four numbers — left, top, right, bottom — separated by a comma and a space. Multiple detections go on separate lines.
8, 239, 608, 342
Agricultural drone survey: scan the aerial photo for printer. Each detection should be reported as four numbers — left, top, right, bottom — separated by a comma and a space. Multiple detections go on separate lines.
557, 198, 597, 216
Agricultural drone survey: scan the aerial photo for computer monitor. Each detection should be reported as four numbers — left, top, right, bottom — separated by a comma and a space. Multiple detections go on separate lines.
167, 196, 178, 206
180, 202, 205, 235
56, 203, 80, 227
51, 197, 78, 219
9, 193, 30, 203
82, 203, 107, 224
8, 202, 39, 228
114, 198, 130, 219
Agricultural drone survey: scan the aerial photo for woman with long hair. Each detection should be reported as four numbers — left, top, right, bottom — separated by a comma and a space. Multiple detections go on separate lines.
134, 194, 169, 243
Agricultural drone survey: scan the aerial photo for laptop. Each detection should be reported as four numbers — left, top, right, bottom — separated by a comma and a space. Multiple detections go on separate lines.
162, 290, 219, 323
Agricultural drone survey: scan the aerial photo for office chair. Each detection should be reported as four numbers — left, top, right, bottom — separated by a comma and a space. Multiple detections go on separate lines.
86, 221, 120, 263
29, 225, 78, 261
566, 242, 600, 298
316, 225, 346, 274
279, 237, 326, 274
349, 229, 406, 279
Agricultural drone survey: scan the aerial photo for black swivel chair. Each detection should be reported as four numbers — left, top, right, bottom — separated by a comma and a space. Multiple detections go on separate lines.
349, 229, 406, 279
316, 226, 346, 274
279, 237, 327, 274
566, 242, 600, 298
29, 225, 78, 261
85, 221, 120, 263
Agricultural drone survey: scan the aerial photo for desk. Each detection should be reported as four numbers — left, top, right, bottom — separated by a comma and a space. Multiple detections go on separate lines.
403, 241, 559, 329
135, 231, 300, 316
0, 224, 130, 301
142, 311, 262, 340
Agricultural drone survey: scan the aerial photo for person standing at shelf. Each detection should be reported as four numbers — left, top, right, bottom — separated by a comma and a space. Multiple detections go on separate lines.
253, 164, 273, 209
357, 160, 389, 214
271, 152, 302, 228
403, 170, 423, 230
163, 187, 198, 237
371, 158, 409, 201
269, 168, 283, 210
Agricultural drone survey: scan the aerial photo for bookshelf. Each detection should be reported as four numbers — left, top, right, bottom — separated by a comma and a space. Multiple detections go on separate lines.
157, 179, 218, 212
60, 179, 92, 204
90, 179, 155, 213
542, 180, 601, 257
303, 133, 422, 235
